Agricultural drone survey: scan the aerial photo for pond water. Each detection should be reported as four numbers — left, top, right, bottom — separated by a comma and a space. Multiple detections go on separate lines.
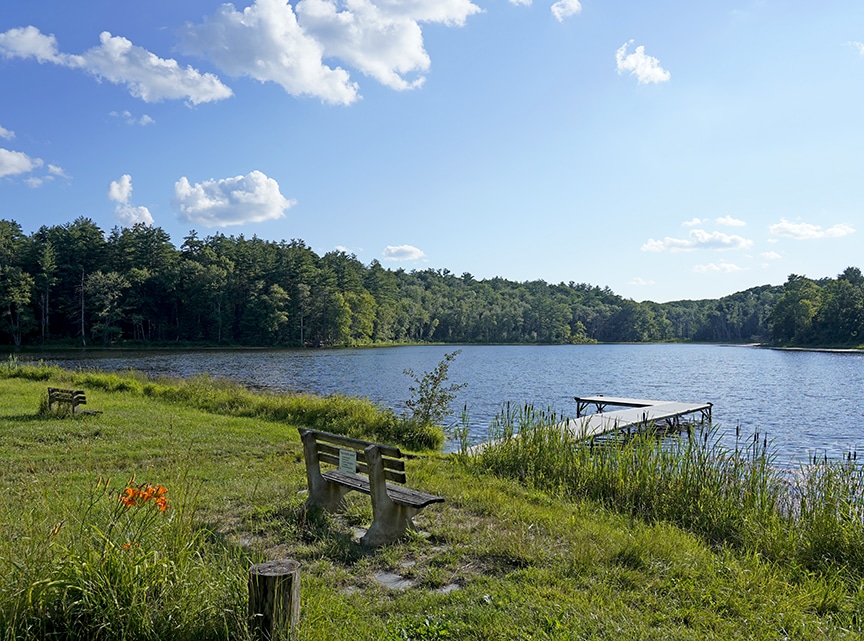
18, 343, 864, 464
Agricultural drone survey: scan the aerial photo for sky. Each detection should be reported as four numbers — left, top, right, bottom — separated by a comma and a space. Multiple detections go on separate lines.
1, 0, 863, 303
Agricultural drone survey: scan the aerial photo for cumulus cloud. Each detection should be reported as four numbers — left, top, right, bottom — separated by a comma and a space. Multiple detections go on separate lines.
181, 0, 480, 103
616, 40, 670, 84
642, 229, 753, 253
0, 148, 42, 178
693, 261, 746, 274
0, 26, 232, 105
174, 170, 295, 227
382, 244, 425, 261
682, 217, 705, 227
109, 174, 154, 227
716, 215, 746, 227
0, 125, 14, 140
769, 219, 855, 240
551, 0, 581, 22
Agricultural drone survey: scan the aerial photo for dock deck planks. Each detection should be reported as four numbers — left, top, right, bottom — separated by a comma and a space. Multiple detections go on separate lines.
467, 395, 712, 454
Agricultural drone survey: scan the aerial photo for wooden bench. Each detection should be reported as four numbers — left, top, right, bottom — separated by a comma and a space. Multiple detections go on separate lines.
298, 428, 444, 547
47, 387, 101, 415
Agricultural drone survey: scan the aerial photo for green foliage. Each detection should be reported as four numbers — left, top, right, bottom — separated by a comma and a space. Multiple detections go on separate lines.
3, 376, 864, 638
403, 350, 467, 431
0, 216, 803, 348
0, 475, 246, 640
472, 406, 864, 577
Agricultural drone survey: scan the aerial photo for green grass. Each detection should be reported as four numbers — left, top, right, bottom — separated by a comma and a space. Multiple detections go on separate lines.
2, 365, 864, 639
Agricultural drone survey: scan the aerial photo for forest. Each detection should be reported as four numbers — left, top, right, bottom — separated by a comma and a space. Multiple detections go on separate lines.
0, 217, 860, 348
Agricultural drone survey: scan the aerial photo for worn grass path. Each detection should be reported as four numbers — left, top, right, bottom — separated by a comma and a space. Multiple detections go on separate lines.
1, 373, 860, 639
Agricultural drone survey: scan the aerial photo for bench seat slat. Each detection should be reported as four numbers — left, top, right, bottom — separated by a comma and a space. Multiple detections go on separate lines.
299, 428, 401, 458
321, 471, 443, 509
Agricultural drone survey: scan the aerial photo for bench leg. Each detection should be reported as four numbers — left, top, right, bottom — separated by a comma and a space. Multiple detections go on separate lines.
301, 431, 352, 512
361, 444, 418, 547
362, 502, 419, 548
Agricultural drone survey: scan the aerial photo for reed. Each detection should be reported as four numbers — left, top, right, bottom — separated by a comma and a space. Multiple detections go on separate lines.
472, 405, 864, 577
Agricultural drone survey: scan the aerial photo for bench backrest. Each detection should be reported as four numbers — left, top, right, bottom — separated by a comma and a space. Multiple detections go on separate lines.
298, 428, 407, 484
48, 388, 87, 405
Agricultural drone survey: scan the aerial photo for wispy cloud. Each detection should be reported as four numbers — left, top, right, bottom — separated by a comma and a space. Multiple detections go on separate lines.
769, 219, 855, 240
716, 215, 746, 227
174, 170, 295, 227
616, 40, 670, 85
629, 277, 655, 286
847, 41, 864, 55
761, 251, 782, 260
551, 0, 582, 22
109, 174, 154, 227
693, 261, 746, 274
682, 217, 705, 227
642, 229, 753, 253
0, 125, 14, 140
382, 245, 425, 261
110, 110, 155, 126
0, 26, 232, 104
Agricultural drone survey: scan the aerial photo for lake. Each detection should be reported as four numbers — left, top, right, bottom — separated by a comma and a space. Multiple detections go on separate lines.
17, 343, 864, 464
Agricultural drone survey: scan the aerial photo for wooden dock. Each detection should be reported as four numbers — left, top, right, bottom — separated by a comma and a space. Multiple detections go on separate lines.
563, 395, 713, 440
467, 395, 712, 454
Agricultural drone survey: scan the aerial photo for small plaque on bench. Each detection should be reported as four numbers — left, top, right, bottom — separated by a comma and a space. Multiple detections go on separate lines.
338, 448, 357, 474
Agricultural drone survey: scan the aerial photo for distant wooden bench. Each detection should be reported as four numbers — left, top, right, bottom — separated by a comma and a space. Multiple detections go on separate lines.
298, 428, 444, 547
47, 387, 102, 416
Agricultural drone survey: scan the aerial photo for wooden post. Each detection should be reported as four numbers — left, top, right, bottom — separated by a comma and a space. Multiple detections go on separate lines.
249, 559, 300, 641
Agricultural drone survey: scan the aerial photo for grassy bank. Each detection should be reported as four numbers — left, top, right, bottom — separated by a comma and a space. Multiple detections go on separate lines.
2, 366, 864, 639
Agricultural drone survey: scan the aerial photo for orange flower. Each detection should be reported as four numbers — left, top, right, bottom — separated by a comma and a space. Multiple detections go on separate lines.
155, 496, 169, 512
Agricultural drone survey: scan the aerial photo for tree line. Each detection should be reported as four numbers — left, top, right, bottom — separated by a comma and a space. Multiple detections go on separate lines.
0, 217, 858, 348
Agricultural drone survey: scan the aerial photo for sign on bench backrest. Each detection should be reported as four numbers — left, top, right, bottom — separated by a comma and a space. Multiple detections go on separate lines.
338, 448, 357, 474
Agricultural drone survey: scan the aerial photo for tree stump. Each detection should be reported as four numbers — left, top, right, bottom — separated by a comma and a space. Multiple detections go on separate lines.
249, 559, 300, 640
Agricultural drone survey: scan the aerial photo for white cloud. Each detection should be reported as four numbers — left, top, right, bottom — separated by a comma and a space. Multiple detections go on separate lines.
682, 217, 705, 227
382, 244, 425, 261
769, 219, 855, 240
181, 0, 481, 102
174, 170, 295, 227
616, 40, 670, 85
296, 0, 481, 91
629, 277, 655, 286
693, 261, 746, 274
181, 0, 358, 105
0, 147, 43, 178
761, 251, 782, 260
0, 125, 14, 140
0, 26, 232, 105
0, 26, 65, 63
847, 41, 864, 55
109, 174, 154, 227
716, 215, 746, 227
509, 0, 531, 5
110, 110, 156, 126
642, 229, 753, 253
551, 0, 581, 22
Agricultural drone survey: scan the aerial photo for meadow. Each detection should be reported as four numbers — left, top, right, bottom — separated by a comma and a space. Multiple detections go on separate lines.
2, 360, 864, 639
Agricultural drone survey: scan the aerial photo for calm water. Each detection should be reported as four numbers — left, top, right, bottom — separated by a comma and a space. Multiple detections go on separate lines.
21, 344, 864, 464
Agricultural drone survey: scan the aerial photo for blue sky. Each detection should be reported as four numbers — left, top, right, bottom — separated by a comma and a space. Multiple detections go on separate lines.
1, 0, 862, 302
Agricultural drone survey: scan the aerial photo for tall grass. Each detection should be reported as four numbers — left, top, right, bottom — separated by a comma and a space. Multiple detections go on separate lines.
0, 361, 443, 451
472, 404, 864, 578
0, 474, 248, 640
